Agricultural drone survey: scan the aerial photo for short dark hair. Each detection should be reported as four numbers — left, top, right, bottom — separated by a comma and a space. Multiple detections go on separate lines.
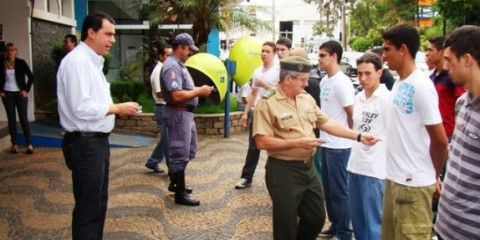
444, 25, 480, 64
158, 44, 172, 56
319, 40, 343, 64
276, 37, 292, 49
382, 23, 420, 59
263, 41, 276, 52
81, 12, 115, 41
369, 47, 383, 57
356, 53, 383, 71
65, 34, 77, 45
428, 35, 446, 51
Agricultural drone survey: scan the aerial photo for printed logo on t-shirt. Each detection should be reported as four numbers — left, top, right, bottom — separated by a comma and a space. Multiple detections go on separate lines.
320, 86, 332, 100
358, 110, 379, 150
393, 82, 415, 114
358, 110, 379, 132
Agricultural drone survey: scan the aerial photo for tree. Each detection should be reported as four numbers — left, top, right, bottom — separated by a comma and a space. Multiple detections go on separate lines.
434, 0, 480, 32
304, 0, 343, 37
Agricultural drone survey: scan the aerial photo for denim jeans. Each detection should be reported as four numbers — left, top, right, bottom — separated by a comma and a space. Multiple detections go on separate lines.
348, 172, 384, 240
320, 147, 352, 240
146, 105, 169, 167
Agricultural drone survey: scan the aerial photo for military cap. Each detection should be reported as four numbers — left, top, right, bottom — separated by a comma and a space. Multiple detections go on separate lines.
280, 56, 312, 73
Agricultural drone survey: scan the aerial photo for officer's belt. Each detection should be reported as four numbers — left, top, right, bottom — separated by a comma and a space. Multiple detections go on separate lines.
166, 103, 195, 113
269, 156, 312, 164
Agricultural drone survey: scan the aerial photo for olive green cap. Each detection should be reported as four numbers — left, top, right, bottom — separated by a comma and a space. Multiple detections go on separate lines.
280, 56, 312, 73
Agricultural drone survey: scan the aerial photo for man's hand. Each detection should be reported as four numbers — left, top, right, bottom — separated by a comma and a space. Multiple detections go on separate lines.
20, 90, 28, 98
197, 85, 214, 97
109, 102, 140, 116
360, 133, 379, 146
254, 78, 270, 90
434, 176, 443, 199
240, 113, 248, 128
296, 138, 325, 149
0, 92, 5, 98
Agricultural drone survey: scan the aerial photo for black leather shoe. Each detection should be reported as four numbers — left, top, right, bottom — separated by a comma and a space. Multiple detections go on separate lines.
168, 182, 193, 194
175, 192, 200, 206
11, 146, 19, 154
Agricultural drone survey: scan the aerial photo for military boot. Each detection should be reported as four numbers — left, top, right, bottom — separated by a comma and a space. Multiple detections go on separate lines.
173, 170, 199, 206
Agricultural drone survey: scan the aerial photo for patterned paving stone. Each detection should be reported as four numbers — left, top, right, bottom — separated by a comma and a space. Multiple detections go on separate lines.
0, 132, 329, 239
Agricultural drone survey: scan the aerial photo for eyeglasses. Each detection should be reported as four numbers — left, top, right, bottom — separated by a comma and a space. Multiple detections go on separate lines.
291, 75, 309, 82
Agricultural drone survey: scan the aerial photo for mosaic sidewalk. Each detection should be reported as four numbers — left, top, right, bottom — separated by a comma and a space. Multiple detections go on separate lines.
0, 133, 278, 240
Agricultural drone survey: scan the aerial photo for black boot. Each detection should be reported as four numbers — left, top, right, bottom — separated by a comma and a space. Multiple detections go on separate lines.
168, 182, 193, 194
174, 170, 200, 206
168, 171, 193, 193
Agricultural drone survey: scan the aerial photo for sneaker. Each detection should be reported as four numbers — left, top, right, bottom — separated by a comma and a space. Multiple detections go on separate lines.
318, 227, 335, 238
235, 178, 252, 189
145, 163, 165, 173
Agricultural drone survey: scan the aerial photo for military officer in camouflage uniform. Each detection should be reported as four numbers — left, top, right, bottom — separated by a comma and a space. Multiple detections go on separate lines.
253, 56, 378, 239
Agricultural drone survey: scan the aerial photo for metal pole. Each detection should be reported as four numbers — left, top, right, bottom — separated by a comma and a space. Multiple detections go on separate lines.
224, 59, 236, 138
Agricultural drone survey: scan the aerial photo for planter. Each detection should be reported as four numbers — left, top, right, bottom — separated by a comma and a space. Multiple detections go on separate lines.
36, 110, 247, 136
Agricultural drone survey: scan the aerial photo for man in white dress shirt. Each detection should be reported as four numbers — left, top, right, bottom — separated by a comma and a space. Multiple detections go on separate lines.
57, 12, 139, 240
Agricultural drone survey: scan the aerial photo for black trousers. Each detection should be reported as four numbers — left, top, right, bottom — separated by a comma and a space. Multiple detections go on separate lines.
240, 110, 261, 181
62, 134, 110, 240
1, 91, 31, 145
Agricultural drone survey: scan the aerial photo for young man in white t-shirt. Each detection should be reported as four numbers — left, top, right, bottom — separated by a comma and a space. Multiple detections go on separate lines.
380, 23, 448, 240
318, 40, 355, 240
347, 53, 390, 240
145, 44, 172, 173
236, 80, 252, 111
235, 41, 280, 189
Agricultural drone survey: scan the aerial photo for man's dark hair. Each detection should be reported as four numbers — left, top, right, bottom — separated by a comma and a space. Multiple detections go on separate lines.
428, 35, 446, 51
319, 40, 343, 64
382, 23, 420, 59
158, 44, 172, 56
263, 41, 276, 52
369, 47, 383, 57
276, 37, 292, 49
356, 53, 383, 71
65, 34, 77, 45
444, 25, 480, 64
81, 12, 115, 41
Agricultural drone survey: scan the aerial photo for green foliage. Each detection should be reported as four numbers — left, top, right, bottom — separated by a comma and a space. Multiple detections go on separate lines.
350, 37, 372, 52
51, 41, 65, 68
137, 92, 155, 113
102, 53, 112, 75
418, 25, 444, 51
195, 96, 238, 114
50, 41, 111, 74
434, 0, 480, 28
110, 80, 147, 103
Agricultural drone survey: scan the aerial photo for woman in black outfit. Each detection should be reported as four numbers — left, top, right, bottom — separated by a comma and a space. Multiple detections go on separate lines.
0, 42, 34, 154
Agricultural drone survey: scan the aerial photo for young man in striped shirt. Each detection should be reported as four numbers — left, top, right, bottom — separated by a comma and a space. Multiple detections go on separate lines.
435, 25, 480, 240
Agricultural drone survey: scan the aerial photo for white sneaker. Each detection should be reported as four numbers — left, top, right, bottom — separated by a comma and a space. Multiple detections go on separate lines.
235, 178, 252, 189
